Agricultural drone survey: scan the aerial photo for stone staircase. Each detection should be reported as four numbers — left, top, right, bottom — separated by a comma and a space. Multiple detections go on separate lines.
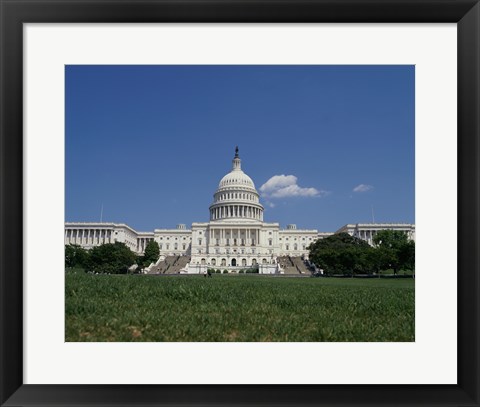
277, 256, 311, 275
290, 256, 312, 275
148, 255, 191, 274
277, 256, 299, 274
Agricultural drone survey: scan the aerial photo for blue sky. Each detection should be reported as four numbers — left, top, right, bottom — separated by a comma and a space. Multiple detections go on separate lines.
65, 65, 414, 232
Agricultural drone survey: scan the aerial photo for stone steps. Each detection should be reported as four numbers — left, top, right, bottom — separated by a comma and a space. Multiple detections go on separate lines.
149, 255, 191, 274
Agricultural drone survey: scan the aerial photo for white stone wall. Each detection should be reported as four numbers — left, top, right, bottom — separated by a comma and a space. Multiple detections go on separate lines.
187, 221, 279, 268
278, 228, 318, 257
155, 226, 192, 256
335, 223, 416, 245
64, 222, 154, 254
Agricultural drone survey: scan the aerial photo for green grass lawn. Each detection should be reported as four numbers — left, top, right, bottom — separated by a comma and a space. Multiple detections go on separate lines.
65, 272, 415, 342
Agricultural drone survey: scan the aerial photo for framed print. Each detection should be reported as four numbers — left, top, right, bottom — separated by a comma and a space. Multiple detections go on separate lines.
1, 0, 479, 406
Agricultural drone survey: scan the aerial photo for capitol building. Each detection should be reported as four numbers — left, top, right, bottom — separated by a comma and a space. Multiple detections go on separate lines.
65, 148, 415, 274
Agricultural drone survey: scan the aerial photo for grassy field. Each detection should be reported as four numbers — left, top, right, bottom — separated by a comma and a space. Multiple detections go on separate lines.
65, 272, 415, 342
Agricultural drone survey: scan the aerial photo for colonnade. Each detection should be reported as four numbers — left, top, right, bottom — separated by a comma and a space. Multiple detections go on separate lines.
357, 229, 377, 243
210, 205, 263, 221
137, 237, 154, 253
65, 228, 112, 245
208, 227, 260, 246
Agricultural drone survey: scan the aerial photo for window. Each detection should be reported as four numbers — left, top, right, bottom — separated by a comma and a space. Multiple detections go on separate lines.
159, 244, 163, 250
183, 244, 186, 250
174, 243, 178, 250
211, 259, 216, 266
269, 239, 272, 246
198, 239, 202, 245
221, 258, 226, 266
166, 244, 170, 250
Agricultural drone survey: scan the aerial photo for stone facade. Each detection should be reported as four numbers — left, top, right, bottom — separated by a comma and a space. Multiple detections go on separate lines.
335, 223, 415, 246
65, 148, 415, 273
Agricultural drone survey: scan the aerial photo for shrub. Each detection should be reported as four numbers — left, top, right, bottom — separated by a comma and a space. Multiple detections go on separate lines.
223, 269, 229, 274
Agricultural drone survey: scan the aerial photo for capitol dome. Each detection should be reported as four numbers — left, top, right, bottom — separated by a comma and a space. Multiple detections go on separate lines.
218, 170, 256, 189
209, 147, 264, 222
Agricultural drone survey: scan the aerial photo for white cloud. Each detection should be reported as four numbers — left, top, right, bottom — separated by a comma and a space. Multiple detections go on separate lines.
260, 174, 327, 199
353, 184, 374, 193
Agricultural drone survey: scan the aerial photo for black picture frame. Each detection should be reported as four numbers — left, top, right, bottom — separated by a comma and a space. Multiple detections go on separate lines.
1, 1, 479, 406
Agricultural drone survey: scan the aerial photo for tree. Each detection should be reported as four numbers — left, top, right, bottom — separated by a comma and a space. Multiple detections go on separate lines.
143, 240, 160, 266
308, 233, 373, 275
373, 230, 413, 275
65, 244, 89, 269
399, 240, 415, 272
86, 242, 137, 274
